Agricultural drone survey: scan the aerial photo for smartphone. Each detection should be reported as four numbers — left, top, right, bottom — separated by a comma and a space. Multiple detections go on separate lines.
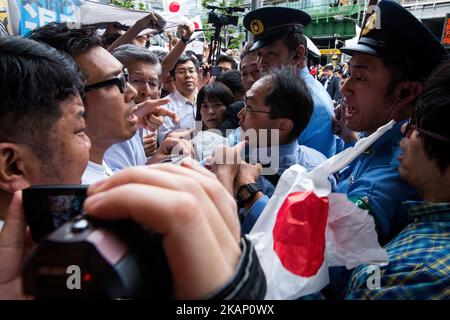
23, 185, 89, 243
210, 66, 222, 77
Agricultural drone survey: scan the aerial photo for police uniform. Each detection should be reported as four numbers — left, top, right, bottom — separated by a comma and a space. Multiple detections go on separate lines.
337, 0, 448, 245
243, 7, 337, 158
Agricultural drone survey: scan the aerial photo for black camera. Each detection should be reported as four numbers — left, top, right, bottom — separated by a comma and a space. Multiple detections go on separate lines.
21, 185, 172, 299
208, 12, 238, 27
206, 5, 243, 27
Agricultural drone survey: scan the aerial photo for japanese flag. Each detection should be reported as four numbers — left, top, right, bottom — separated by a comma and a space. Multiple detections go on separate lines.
191, 15, 202, 31
248, 121, 394, 299
162, 0, 187, 16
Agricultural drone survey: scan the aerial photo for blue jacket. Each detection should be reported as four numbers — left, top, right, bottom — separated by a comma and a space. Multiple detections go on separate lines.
298, 67, 336, 158
337, 120, 419, 244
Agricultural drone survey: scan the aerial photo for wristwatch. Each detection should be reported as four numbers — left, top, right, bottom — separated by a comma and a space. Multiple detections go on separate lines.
236, 183, 262, 207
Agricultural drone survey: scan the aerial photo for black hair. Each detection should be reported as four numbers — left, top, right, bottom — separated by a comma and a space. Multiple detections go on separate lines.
195, 82, 234, 123
169, 55, 199, 77
27, 22, 102, 57
102, 32, 122, 48
0, 37, 84, 160
240, 42, 255, 61
217, 54, 238, 70
264, 66, 313, 141
112, 44, 162, 76
215, 70, 245, 100
413, 59, 450, 173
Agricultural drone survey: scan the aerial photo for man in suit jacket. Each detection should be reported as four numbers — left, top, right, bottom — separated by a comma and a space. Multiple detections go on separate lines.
323, 64, 341, 104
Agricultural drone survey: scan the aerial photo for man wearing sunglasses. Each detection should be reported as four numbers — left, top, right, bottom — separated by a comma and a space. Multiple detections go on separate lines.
345, 59, 450, 300
29, 24, 178, 184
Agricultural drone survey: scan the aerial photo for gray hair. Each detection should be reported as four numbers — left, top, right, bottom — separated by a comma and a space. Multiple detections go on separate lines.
111, 44, 162, 76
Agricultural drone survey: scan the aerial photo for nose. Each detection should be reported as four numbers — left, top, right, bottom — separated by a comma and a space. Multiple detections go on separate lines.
125, 81, 138, 102
82, 134, 92, 151
138, 83, 152, 99
207, 106, 215, 115
238, 106, 246, 119
400, 122, 407, 135
340, 76, 352, 98
257, 54, 269, 72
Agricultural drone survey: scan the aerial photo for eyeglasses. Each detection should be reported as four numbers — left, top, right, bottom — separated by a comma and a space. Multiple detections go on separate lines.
84, 68, 129, 94
130, 77, 159, 88
242, 103, 271, 115
404, 118, 450, 142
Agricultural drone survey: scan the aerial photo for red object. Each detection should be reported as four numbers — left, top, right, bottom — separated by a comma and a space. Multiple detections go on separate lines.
84, 273, 92, 282
193, 22, 200, 30
169, 2, 180, 12
273, 191, 329, 277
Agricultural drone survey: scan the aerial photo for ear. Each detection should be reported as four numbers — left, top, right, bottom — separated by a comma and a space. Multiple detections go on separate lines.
274, 118, 294, 138
0, 143, 32, 193
394, 81, 423, 108
295, 43, 306, 61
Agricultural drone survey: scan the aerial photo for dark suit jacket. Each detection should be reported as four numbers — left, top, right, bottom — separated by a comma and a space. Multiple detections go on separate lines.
218, 100, 244, 136
325, 75, 341, 101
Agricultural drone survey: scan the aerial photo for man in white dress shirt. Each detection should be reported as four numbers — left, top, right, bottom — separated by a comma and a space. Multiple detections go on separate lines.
157, 55, 199, 143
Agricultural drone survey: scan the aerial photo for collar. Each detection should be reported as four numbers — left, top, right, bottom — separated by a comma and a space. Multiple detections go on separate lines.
403, 200, 450, 223
173, 90, 196, 107
249, 140, 299, 160
298, 66, 310, 79
361, 119, 407, 150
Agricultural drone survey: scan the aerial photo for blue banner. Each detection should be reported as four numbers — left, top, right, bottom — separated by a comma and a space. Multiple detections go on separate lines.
8, 0, 82, 35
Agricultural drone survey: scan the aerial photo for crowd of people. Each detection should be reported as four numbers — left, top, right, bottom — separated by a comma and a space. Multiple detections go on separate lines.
0, 0, 449, 300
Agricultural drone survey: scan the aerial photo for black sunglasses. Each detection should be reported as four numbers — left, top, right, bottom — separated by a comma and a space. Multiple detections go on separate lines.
404, 118, 450, 142
84, 68, 129, 94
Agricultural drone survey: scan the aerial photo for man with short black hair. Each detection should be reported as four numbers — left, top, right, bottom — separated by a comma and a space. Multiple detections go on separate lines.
157, 55, 199, 142
217, 54, 238, 72
323, 64, 341, 103
215, 67, 328, 232
345, 59, 450, 300
29, 23, 176, 183
243, 7, 336, 158
104, 45, 163, 171
0, 36, 91, 224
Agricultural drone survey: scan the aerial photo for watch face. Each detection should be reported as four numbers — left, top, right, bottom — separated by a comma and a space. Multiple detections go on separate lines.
239, 188, 252, 201
237, 183, 262, 204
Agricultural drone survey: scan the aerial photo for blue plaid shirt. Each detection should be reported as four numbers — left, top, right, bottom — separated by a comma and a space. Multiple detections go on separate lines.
344, 201, 450, 300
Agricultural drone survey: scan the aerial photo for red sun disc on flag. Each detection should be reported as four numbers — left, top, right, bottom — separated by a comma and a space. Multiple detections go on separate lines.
193, 22, 200, 30
169, 2, 180, 12
272, 191, 329, 277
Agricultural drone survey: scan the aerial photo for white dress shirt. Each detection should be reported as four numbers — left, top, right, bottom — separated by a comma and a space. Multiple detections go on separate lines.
157, 90, 197, 143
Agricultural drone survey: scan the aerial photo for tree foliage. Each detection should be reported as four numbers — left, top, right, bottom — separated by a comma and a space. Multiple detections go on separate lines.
201, 0, 246, 50
111, 0, 146, 11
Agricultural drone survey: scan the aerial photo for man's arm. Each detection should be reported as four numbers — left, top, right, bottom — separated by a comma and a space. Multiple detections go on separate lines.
107, 13, 163, 52
85, 163, 243, 299
161, 24, 195, 76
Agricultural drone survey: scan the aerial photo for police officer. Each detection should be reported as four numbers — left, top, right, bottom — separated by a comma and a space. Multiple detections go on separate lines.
243, 7, 336, 158
337, 0, 447, 245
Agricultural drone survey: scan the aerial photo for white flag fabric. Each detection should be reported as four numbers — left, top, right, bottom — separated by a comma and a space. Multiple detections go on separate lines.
162, 0, 187, 16
248, 121, 394, 299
